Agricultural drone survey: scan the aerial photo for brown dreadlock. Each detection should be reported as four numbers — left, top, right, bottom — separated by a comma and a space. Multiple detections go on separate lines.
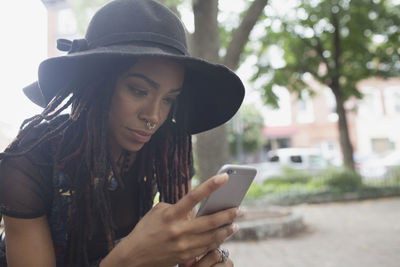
0, 58, 193, 266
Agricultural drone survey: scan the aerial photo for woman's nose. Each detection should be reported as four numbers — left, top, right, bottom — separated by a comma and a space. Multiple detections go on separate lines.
140, 99, 161, 125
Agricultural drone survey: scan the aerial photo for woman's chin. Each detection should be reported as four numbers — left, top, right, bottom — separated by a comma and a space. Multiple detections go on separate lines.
121, 141, 146, 153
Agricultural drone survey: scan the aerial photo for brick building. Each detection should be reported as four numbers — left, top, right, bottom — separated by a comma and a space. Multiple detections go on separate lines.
263, 75, 400, 164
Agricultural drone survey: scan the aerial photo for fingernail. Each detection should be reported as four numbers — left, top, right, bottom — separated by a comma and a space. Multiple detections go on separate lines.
231, 223, 239, 233
214, 173, 228, 184
236, 208, 243, 217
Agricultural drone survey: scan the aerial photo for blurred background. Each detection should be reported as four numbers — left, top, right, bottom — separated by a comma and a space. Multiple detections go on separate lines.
0, 0, 399, 266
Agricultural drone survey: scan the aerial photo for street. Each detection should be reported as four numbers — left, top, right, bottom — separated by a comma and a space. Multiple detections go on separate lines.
225, 197, 400, 267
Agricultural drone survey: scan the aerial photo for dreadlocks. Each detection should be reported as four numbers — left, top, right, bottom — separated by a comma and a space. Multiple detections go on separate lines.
0, 60, 193, 266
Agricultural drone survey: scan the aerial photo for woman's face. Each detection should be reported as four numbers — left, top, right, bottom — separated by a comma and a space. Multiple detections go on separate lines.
108, 57, 184, 157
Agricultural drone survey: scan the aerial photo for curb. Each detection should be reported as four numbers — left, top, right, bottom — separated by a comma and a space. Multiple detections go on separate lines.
228, 206, 305, 241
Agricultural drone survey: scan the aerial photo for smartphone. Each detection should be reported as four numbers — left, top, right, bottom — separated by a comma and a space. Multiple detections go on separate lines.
196, 164, 257, 217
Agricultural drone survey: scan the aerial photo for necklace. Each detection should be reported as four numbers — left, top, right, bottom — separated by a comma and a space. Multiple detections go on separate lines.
107, 170, 118, 191
107, 151, 132, 191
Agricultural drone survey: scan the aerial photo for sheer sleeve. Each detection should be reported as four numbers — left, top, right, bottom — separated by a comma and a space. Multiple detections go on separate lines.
0, 154, 53, 219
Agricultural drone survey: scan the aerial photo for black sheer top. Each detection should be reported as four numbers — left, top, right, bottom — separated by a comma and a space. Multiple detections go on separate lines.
0, 123, 142, 262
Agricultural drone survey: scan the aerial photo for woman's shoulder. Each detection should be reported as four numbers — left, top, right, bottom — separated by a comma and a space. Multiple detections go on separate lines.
0, 116, 69, 218
0, 150, 53, 219
0, 151, 53, 218
9, 114, 70, 163
18, 114, 69, 150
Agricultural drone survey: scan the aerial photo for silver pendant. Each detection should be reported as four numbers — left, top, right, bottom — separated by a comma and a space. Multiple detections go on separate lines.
107, 174, 118, 191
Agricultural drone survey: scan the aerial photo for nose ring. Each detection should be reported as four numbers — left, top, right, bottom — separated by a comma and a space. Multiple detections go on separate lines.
145, 119, 156, 130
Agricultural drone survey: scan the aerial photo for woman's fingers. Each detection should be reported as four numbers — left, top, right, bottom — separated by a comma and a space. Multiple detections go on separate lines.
212, 258, 234, 267
183, 207, 240, 234
177, 223, 238, 254
195, 250, 221, 267
192, 249, 233, 267
169, 173, 229, 219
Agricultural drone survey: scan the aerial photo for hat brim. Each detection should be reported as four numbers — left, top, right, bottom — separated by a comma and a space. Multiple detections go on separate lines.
24, 43, 245, 134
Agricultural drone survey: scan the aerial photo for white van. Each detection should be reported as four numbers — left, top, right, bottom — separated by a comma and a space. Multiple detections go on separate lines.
268, 148, 328, 171
250, 148, 329, 183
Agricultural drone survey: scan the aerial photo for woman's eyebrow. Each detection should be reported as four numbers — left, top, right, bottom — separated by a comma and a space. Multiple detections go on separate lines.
168, 87, 182, 94
126, 73, 182, 93
126, 73, 160, 89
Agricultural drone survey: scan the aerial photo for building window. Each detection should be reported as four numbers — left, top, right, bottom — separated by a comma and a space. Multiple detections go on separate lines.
264, 138, 291, 153
371, 138, 395, 154
384, 86, 400, 116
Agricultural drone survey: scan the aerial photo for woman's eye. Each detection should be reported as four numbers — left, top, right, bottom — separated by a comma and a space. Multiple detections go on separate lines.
128, 86, 147, 96
163, 97, 176, 105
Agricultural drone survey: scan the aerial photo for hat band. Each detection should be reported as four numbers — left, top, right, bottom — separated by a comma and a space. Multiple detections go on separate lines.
57, 39, 89, 53
57, 32, 188, 56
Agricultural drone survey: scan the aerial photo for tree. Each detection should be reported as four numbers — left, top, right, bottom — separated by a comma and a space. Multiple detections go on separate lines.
227, 105, 266, 159
191, 0, 269, 181
253, 0, 400, 171
68, 0, 270, 181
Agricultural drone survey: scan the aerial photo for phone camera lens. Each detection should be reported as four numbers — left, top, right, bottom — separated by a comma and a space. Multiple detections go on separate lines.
227, 169, 233, 175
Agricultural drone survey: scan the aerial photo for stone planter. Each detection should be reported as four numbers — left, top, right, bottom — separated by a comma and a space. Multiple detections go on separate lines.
228, 206, 305, 241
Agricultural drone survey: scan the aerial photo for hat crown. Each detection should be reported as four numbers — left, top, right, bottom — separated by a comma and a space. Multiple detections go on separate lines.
85, 0, 187, 52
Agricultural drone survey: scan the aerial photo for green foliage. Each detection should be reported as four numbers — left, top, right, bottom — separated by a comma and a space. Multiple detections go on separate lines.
253, 0, 400, 107
245, 182, 265, 198
263, 167, 313, 184
250, 0, 400, 172
384, 166, 400, 185
227, 104, 266, 156
161, 0, 185, 7
218, 0, 251, 59
244, 167, 400, 203
322, 168, 363, 191
244, 168, 322, 199
245, 167, 365, 200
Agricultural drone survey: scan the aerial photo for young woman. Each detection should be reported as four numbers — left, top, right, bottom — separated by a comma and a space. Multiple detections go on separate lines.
0, 0, 245, 266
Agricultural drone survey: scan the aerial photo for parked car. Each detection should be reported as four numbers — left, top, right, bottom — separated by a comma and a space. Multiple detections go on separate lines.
267, 148, 329, 170
249, 148, 329, 183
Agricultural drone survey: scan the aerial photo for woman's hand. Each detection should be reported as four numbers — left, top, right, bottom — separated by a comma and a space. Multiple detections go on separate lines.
100, 173, 240, 267
185, 249, 234, 267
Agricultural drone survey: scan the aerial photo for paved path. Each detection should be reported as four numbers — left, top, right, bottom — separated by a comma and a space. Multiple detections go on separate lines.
225, 197, 400, 267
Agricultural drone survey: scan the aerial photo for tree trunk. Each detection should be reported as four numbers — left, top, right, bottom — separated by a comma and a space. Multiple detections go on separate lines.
191, 0, 220, 62
223, 0, 269, 70
195, 127, 231, 181
191, 0, 230, 181
191, 0, 269, 181
331, 11, 355, 171
332, 85, 355, 171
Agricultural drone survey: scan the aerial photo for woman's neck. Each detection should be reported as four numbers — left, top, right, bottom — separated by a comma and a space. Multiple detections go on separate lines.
109, 140, 137, 174
114, 150, 137, 173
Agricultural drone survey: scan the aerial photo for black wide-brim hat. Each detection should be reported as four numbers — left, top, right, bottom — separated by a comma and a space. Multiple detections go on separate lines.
23, 0, 245, 134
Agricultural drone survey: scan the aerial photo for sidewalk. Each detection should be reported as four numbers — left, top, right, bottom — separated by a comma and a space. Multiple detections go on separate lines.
225, 197, 400, 267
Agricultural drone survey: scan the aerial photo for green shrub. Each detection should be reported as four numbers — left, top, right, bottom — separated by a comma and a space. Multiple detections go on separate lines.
245, 183, 265, 198
385, 166, 400, 185
263, 167, 313, 185
322, 168, 363, 191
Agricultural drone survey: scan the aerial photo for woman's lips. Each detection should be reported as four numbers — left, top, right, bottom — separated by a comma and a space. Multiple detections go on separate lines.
127, 128, 152, 143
